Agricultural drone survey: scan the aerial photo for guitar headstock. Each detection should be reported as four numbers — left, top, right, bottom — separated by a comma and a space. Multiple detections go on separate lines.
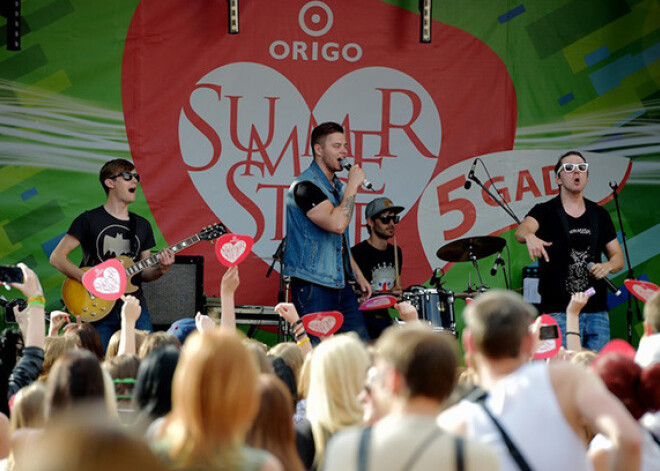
199, 223, 228, 241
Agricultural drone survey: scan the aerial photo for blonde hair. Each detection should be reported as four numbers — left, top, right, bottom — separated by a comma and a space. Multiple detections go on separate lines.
138, 332, 180, 360
297, 353, 312, 400
105, 329, 149, 359
269, 342, 304, 380
162, 330, 260, 467
306, 333, 369, 466
10, 382, 46, 432
42, 336, 80, 379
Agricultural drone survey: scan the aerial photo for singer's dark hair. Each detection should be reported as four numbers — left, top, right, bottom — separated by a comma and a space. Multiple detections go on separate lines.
311, 122, 344, 159
554, 151, 586, 174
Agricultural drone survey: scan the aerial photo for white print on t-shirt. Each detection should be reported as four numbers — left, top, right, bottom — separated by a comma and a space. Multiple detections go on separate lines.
566, 249, 590, 294
569, 228, 591, 236
96, 224, 141, 260
370, 263, 396, 293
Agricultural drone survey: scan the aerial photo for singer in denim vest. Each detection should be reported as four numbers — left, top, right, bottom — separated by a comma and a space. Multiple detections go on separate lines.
283, 122, 371, 343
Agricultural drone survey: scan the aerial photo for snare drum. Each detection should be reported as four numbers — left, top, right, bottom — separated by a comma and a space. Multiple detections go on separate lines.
402, 286, 456, 335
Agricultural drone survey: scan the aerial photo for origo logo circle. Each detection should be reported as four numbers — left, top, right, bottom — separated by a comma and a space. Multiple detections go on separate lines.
298, 1, 333, 37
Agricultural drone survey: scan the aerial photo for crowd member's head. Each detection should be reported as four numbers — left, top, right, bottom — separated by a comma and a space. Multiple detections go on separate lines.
268, 342, 304, 382
104, 354, 140, 402
64, 323, 104, 361
105, 329, 149, 359
19, 416, 166, 471
306, 333, 370, 466
374, 325, 458, 406
245, 339, 274, 374
593, 353, 660, 420
463, 290, 536, 360
99, 158, 136, 195
644, 291, 660, 335
133, 346, 179, 422
247, 374, 304, 471
138, 331, 180, 360
45, 350, 108, 419
10, 382, 46, 432
160, 331, 261, 468
41, 335, 80, 379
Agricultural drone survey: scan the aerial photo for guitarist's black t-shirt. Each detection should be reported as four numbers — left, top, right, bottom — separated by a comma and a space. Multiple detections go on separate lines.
68, 206, 156, 290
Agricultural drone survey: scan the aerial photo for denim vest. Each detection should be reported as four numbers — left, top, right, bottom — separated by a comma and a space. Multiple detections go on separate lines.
283, 161, 355, 288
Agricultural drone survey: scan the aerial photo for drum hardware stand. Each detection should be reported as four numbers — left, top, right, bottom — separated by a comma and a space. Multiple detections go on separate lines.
609, 181, 640, 344
468, 249, 489, 292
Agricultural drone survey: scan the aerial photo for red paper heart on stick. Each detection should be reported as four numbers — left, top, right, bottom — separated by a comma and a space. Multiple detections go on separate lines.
533, 314, 562, 360
302, 311, 343, 338
359, 295, 397, 311
624, 279, 659, 302
215, 234, 254, 267
82, 259, 127, 301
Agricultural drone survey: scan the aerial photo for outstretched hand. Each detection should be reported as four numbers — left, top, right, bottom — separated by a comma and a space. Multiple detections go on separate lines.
274, 302, 300, 324
48, 311, 71, 337
394, 301, 419, 323
9, 263, 43, 299
195, 311, 217, 334
120, 295, 141, 325
221, 266, 240, 295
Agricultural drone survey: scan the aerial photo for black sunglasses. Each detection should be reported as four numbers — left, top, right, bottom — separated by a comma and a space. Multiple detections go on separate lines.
110, 171, 140, 182
377, 215, 400, 224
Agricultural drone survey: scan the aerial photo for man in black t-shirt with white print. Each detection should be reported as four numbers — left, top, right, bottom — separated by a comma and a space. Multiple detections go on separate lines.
515, 151, 624, 351
351, 197, 404, 339
50, 158, 174, 351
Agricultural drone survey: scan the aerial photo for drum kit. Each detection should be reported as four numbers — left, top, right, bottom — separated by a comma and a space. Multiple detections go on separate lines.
401, 235, 506, 335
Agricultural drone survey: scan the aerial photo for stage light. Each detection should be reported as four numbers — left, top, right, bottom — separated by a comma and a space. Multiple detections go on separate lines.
228, 0, 239, 34
1, 0, 22, 50
419, 0, 432, 44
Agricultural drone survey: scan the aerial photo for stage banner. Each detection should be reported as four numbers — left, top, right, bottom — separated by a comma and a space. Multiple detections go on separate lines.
0, 1, 658, 344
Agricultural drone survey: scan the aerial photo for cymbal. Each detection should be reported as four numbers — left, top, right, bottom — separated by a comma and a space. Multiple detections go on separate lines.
436, 236, 505, 262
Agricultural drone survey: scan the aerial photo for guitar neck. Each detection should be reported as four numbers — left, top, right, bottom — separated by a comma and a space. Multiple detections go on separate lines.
125, 234, 201, 277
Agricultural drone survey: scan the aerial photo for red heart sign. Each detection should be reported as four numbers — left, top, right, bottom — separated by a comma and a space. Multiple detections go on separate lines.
82, 259, 127, 301
624, 279, 659, 302
302, 311, 343, 338
533, 314, 561, 360
359, 295, 397, 311
215, 234, 254, 267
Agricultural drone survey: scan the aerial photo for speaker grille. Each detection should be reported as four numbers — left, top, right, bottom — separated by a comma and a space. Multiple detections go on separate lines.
142, 255, 204, 329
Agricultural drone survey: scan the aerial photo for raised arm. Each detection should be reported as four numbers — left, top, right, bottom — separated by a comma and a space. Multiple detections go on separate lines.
49, 234, 84, 281
219, 266, 239, 332
305, 165, 364, 234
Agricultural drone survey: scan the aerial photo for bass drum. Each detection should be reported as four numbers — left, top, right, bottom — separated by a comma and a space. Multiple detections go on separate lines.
402, 286, 456, 335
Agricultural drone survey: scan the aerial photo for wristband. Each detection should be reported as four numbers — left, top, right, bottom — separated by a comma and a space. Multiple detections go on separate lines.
27, 295, 46, 304
295, 331, 308, 342
292, 319, 303, 327
297, 337, 310, 347
27, 300, 46, 308
566, 331, 580, 336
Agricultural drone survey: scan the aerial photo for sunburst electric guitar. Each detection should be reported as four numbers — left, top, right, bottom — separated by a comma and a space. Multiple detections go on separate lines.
61, 223, 227, 322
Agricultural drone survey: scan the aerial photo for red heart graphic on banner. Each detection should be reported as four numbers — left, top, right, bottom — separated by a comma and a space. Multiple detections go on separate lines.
303, 311, 343, 337
215, 234, 254, 267
82, 259, 127, 301
533, 314, 561, 360
122, 0, 516, 304
359, 295, 397, 311
624, 279, 659, 302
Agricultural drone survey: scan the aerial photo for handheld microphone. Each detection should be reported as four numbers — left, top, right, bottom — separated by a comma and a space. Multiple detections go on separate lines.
586, 262, 622, 296
463, 159, 477, 190
490, 252, 503, 276
341, 160, 374, 191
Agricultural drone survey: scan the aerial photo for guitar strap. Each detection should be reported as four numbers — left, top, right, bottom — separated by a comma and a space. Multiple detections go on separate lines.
128, 212, 138, 260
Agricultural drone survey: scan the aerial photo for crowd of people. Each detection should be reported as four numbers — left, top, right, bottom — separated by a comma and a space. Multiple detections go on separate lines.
0, 128, 657, 470
0, 260, 658, 471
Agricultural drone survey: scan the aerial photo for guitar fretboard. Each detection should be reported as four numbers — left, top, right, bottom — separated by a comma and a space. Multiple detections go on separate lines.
125, 234, 201, 276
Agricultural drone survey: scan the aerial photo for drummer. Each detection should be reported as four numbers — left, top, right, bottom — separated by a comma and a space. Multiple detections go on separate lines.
351, 197, 404, 339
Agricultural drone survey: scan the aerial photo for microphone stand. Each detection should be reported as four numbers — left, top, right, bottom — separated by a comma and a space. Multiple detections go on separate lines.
609, 182, 640, 343
467, 173, 521, 225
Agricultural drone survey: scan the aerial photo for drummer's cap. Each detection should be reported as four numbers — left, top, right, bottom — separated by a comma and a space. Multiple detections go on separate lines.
365, 197, 405, 220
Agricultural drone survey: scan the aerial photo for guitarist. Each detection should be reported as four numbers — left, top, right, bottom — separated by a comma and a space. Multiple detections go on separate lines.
50, 158, 174, 351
